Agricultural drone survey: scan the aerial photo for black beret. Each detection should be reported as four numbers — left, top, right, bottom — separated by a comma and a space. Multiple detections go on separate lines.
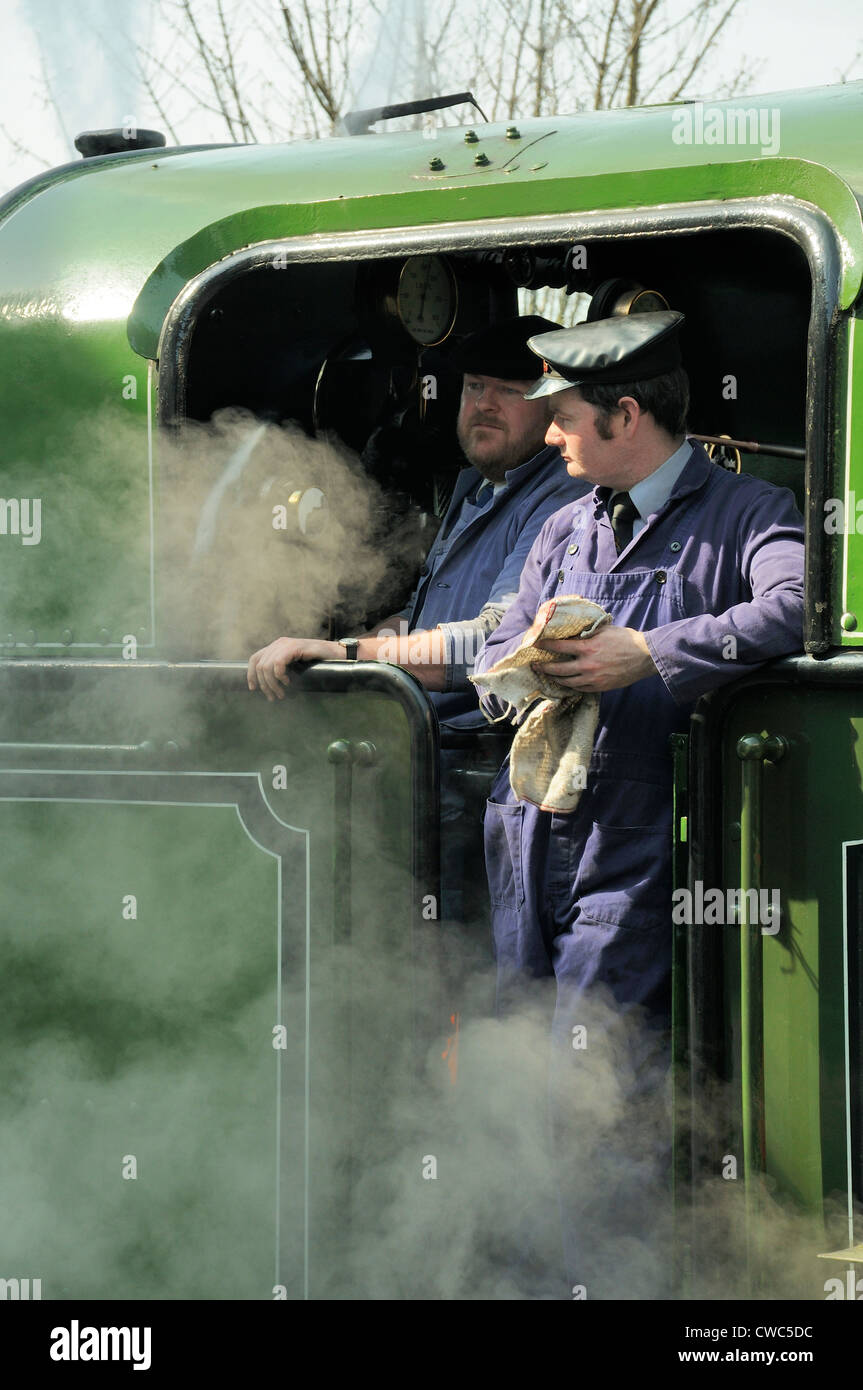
524, 310, 685, 398
451, 315, 563, 381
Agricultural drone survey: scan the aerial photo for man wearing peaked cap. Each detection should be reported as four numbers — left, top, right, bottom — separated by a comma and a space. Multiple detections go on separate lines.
472, 309, 805, 1296
249, 314, 590, 921
524, 309, 685, 395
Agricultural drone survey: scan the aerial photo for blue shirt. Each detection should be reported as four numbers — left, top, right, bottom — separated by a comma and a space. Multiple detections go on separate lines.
625, 438, 692, 537
407, 445, 589, 728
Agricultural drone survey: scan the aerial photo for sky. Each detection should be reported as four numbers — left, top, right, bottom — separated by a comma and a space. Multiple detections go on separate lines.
0, 0, 861, 191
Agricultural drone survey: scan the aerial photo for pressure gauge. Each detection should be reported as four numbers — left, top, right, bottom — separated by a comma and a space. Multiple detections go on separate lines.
395, 255, 457, 345
587, 279, 670, 322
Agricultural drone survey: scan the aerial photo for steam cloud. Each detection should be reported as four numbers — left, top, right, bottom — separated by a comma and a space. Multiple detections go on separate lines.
0, 405, 429, 659
158, 409, 428, 658
0, 405, 851, 1304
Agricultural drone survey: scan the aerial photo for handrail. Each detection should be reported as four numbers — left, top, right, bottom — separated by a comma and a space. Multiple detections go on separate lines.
736, 729, 788, 1288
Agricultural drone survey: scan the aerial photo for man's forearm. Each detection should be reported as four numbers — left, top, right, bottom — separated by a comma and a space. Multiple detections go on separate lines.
436, 600, 513, 691
249, 627, 446, 699
358, 601, 511, 693
356, 612, 409, 638
250, 606, 507, 701
354, 629, 447, 690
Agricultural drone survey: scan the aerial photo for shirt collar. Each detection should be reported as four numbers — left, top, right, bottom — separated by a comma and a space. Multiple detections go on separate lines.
627, 438, 692, 521
595, 438, 695, 519
472, 443, 562, 500
476, 477, 507, 501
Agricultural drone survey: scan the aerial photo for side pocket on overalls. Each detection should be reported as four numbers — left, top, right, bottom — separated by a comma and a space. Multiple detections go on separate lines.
483, 800, 526, 908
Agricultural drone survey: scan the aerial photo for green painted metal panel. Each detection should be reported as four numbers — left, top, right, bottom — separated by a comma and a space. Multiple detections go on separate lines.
0, 390, 152, 655
719, 681, 857, 1219
838, 318, 863, 646
0, 800, 278, 1299
679, 665, 863, 1297
125, 157, 861, 362
0, 86, 860, 370
0, 660, 437, 1299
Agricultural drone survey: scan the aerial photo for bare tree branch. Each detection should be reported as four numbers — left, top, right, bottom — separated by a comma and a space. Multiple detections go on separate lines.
595, 0, 622, 107
33, 34, 73, 150
837, 42, 863, 83
278, 0, 340, 127
0, 122, 53, 169
215, 0, 255, 138
666, 0, 742, 101
179, 0, 252, 140
12, 0, 758, 172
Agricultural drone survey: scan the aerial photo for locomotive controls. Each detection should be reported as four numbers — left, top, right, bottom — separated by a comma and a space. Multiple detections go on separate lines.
392, 254, 458, 345
365, 253, 459, 347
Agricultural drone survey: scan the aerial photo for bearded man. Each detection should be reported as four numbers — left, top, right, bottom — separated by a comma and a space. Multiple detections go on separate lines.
248, 315, 589, 920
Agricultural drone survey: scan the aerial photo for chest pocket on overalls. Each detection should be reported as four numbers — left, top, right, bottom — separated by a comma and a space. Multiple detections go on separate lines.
550, 564, 687, 628
546, 566, 685, 929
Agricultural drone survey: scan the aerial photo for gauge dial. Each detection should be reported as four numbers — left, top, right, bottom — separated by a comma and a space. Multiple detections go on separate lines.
395, 255, 457, 345
623, 288, 669, 315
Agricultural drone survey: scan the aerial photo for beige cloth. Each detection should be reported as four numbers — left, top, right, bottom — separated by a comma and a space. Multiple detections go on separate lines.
469, 595, 611, 812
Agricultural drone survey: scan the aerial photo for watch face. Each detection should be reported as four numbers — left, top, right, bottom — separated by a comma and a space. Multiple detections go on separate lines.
396, 255, 457, 345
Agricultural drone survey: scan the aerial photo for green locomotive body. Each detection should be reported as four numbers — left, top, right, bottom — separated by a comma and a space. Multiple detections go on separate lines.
1, 79, 862, 1298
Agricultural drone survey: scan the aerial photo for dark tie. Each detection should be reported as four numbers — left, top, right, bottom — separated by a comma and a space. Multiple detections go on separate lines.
610, 492, 638, 552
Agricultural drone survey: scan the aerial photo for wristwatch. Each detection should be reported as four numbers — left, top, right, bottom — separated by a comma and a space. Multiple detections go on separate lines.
338, 638, 360, 661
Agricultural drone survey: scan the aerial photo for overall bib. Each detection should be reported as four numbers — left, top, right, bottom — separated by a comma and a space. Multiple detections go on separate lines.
485, 563, 689, 1010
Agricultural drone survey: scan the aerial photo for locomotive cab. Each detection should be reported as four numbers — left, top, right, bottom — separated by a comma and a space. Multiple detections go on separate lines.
142, 223, 812, 664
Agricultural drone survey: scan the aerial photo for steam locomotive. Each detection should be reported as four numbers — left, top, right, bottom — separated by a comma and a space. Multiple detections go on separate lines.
0, 80, 861, 1300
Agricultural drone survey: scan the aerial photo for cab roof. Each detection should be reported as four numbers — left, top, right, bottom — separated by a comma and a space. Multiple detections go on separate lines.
1, 79, 861, 356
